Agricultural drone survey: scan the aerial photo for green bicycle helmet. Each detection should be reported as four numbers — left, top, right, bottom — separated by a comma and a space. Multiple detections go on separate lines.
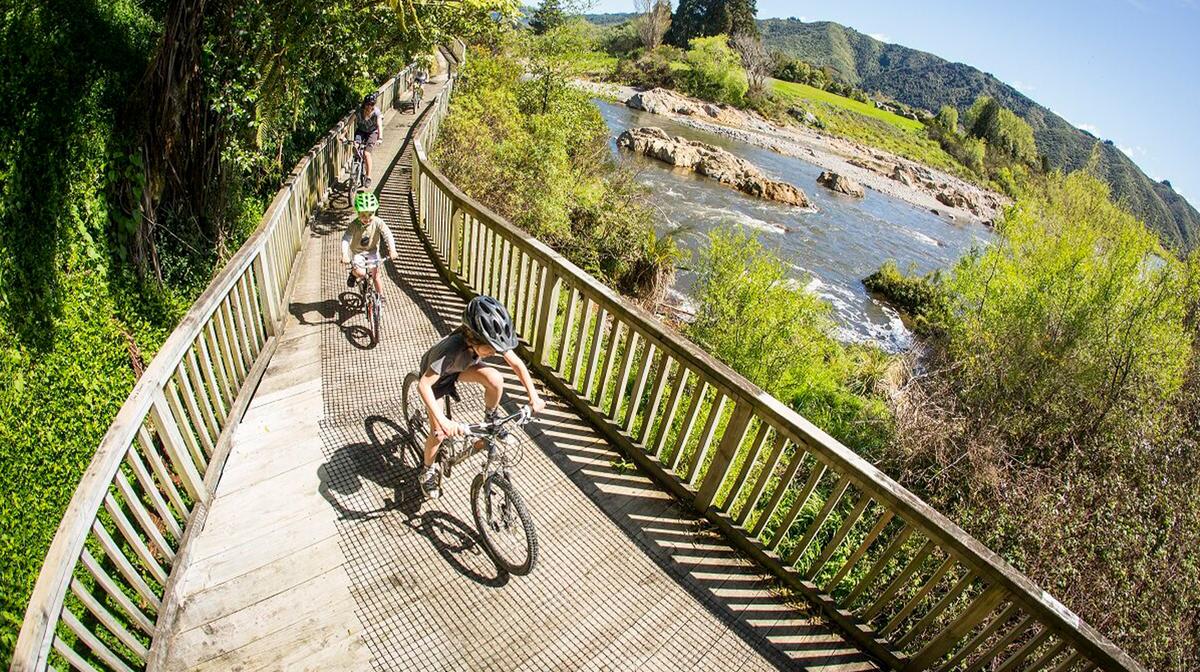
354, 192, 379, 213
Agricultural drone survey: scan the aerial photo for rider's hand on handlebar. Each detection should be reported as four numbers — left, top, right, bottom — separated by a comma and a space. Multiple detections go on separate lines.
434, 418, 464, 439
530, 393, 546, 416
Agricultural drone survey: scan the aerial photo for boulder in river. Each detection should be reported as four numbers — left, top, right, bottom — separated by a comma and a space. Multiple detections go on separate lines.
817, 171, 865, 198
626, 88, 702, 116
617, 127, 814, 208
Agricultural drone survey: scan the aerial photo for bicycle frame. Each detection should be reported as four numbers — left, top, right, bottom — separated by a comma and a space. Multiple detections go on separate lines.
437, 407, 530, 481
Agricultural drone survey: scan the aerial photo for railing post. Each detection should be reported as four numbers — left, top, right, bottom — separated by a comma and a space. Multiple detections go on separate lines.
534, 268, 560, 365
693, 400, 751, 512
149, 393, 206, 503
449, 204, 463, 275
412, 149, 423, 225
252, 250, 280, 337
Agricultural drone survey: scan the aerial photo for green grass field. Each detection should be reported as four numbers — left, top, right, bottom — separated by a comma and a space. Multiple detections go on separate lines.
769, 78, 925, 132
769, 78, 980, 181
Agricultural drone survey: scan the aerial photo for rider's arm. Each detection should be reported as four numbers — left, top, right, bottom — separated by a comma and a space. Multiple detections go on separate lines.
502, 350, 546, 415
378, 219, 398, 259
374, 109, 383, 142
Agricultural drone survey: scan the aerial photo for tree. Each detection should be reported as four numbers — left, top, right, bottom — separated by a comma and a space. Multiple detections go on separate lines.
524, 21, 593, 113
726, 0, 758, 38
530, 0, 565, 35
666, 0, 757, 47
634, 0, 673, 50
730, 31, 769, 99
965, 95, 1038, 164
934, 105, 958, 134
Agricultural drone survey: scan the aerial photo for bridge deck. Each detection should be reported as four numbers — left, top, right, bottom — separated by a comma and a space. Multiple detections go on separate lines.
156, 69, 878, 672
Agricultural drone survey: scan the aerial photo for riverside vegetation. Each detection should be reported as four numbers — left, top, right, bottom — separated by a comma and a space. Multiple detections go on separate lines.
519, 3, 1199, 666
576, 12, 1044, 199
0, 0, 515, 663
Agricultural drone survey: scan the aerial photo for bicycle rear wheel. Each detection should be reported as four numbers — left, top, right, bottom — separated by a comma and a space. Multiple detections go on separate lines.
471, 472, 538, 575
371, 292, 382, 344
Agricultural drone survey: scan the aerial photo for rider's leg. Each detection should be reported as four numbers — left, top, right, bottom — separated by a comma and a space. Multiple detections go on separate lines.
364, 151, 373, 180
422, 431, 442, 468
371, 264, 384, 296
351, 253, 369, 279
349, 253, 367, 286
458, 365, 504, 413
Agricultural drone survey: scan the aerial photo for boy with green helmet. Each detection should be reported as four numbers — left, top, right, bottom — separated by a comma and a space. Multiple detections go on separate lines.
342, 191, 397, 295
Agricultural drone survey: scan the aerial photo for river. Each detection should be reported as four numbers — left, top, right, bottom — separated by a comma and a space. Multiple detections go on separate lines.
595, 100, 992, 352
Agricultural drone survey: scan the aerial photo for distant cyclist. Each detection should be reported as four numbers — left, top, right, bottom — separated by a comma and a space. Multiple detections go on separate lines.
410, 77, 423, 114
353, 93, 384, 186
414, 296, 546, 498
342, 192, 397, 295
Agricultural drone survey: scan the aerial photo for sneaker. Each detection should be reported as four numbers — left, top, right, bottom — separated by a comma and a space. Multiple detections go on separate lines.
420, 463, 441, 499
485, 408, 517, 447
346, 271, 356, 288
365, 176, 373, 187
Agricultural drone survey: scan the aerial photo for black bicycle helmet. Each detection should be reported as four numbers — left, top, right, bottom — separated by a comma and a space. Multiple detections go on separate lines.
463, 295, 518, 353
362, 92, 378, 106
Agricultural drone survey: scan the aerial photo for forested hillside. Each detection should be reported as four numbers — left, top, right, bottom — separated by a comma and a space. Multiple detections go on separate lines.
759, 18, 1200, 251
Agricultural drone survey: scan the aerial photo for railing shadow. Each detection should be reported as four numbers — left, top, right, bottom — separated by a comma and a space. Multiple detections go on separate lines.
494, 377, 879, 670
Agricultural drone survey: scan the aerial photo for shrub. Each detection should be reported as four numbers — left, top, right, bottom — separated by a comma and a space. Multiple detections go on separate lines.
944, 171, 1193, 455
882, 173, 1200, 669
678, 35, 747, 106
614, 47, 680, 89
862, 261, 945, 334
686, 228, 893, 455
433, 49, 675, 302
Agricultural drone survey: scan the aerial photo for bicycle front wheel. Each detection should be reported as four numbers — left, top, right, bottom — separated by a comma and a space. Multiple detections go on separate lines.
471, 472, 538, 575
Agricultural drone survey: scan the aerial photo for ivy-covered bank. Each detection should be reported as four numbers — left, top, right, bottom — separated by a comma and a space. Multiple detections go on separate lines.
0, 0, 511, 662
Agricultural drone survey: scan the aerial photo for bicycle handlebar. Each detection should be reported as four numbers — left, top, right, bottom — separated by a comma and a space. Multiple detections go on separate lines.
462, 406, 532, 438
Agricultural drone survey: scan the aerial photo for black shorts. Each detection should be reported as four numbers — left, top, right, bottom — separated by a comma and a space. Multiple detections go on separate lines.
431, 372, 460, 401
354, 129, 379, 150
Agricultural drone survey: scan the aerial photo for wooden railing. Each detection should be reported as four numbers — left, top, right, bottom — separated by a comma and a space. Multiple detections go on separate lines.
11, 64, 419, 672
411, 61, 1145, 672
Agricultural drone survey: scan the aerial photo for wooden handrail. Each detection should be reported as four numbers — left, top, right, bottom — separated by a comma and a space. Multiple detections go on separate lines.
11, 63, 418, 672
410, 51, 1144, 672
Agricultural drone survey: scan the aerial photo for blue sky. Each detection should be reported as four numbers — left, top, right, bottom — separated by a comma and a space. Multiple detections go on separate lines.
584, 0, 1200, 206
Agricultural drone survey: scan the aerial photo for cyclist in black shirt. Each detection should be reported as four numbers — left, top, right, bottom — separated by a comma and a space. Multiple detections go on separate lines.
415, 296, 545, 497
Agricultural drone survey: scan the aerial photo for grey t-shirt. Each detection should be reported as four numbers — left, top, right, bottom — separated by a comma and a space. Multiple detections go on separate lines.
419, 331, 480, 379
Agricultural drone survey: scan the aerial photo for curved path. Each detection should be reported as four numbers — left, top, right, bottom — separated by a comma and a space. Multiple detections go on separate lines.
155, 67, 877, 672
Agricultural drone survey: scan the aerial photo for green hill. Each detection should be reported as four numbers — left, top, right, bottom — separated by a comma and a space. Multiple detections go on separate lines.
758, 18, 1200, 252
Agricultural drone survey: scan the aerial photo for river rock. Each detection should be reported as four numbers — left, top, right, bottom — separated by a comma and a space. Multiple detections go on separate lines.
936, 188, 983, 214
617, 127, 813, 208
817, 171, 865, 198
626, 88, 703, 116
787, 106, 822, 128
891, 164, 916, 187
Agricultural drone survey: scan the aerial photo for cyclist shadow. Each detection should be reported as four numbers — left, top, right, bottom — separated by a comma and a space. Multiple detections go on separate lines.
318, 415, 424, 520
316, 414, 511, 588
288, 292, 376, 350
404, 511, 510, 589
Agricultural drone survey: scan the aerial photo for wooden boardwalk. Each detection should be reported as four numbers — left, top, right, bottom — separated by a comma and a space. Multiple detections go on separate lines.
155, 66, 878, 672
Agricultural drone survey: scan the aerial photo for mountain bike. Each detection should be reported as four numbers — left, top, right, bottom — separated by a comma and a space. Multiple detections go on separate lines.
344, 139, 369, 205
356, 257, 384, 345
401, 374, 539, 575
410, 84, 423, 114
